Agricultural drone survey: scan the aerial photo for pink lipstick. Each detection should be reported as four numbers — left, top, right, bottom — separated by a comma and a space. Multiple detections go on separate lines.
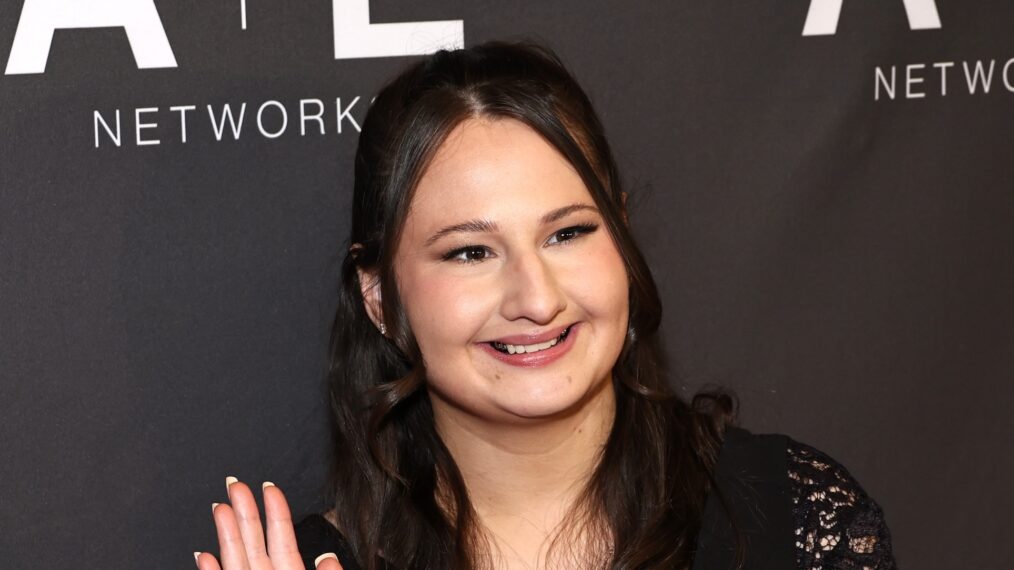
479, 323, 578, 368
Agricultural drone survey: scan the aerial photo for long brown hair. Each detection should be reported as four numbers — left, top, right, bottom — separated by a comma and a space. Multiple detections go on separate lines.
327, 40, 733, 569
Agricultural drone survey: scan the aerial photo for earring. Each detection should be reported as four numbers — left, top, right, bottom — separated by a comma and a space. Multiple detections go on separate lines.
379, 323, 387, 336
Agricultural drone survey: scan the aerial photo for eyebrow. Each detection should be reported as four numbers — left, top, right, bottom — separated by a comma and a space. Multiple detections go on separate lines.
424, 203, 599, 247
541, 203, 598, 225
424, 218, 499, 247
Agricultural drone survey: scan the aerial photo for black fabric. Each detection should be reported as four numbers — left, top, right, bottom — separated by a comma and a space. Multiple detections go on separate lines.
294, 429, 796, 569
691, 428, 795, 570
787, 439, 896, 569
294, 514, 362, 570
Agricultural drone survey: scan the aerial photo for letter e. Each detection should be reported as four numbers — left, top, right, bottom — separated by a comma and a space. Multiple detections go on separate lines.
333, 0, 463, 59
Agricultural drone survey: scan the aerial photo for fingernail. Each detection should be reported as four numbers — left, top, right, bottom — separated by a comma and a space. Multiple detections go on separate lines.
193, 552, 201, 565
262, 481, 275, 490
211, 502, 221, 515
314, 553, 338, 568
225, 475, 238, 492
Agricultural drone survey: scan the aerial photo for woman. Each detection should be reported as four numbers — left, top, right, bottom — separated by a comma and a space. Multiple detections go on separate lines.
195, 41, 895, 570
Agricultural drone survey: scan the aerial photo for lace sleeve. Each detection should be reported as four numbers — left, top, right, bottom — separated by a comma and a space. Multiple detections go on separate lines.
788, 439, 897, 569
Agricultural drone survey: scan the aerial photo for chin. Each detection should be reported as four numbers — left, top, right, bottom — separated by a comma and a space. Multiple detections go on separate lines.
493, 376, 608, 422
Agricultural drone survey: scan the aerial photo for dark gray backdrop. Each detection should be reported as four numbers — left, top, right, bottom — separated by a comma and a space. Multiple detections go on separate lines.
2, 1, 1011, 568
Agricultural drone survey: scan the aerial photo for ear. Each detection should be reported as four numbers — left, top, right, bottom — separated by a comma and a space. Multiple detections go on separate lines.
357, 268, 384, 331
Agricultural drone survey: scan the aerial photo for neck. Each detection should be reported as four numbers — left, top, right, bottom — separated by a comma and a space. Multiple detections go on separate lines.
430, 378, 616, 567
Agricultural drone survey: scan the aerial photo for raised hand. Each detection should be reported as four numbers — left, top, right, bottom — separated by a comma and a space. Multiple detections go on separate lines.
194, 477, 343, 570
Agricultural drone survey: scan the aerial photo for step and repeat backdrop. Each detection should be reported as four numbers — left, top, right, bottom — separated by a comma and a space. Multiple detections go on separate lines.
2, 1, 1011, 568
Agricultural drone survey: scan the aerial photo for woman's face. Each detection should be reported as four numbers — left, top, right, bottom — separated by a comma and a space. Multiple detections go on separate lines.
385, 117, 628, 424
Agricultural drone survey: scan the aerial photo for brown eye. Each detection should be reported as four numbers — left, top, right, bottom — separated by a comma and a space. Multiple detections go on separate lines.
556, 228, 578, 241
547, 223, 598, 246
462, 246, 487, 260
444, 245, 491, 264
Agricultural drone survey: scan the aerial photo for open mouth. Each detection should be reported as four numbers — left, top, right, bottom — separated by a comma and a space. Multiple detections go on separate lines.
489, 325, 573, 355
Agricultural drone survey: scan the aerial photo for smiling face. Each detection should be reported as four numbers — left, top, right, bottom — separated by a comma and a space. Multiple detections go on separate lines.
376, 117, 629, 426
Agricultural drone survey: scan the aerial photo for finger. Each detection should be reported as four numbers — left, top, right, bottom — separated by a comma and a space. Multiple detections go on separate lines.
226, 478, 270, 568
194, 551, 222, 570
213, 502, 251, 570
261, 482, 304, 569
314, 553, 345, 570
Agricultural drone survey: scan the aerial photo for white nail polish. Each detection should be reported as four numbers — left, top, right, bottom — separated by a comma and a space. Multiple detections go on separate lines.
262, 481, 275, 490
225, 475, 238, 492
315, 552, 338, 568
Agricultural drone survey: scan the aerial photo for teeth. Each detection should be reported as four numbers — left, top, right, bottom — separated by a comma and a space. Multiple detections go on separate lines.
490, 326, 572, 355
496, 335, 561, 355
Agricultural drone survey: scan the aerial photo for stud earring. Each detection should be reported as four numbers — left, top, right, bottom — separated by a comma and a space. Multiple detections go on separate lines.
379, 323, 387, 336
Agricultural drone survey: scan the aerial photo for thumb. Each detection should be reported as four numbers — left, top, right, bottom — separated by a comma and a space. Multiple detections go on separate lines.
314, 552, 344, 570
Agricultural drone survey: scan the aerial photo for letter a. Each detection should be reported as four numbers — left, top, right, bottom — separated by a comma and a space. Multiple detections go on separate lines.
802, 0, 941, 36
332, 0, 463, 59
5, 0, 176, 74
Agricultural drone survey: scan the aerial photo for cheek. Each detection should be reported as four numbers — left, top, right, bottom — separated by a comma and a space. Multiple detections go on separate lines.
563, 243, 629, 324
397, 265, 496, 357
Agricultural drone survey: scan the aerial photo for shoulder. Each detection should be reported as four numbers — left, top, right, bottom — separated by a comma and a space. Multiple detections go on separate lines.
707, 428, 897, 569
784, 436, 897, 569
294, 514, 361, 570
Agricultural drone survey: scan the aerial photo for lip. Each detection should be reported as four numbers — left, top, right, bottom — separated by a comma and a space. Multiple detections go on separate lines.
478, 323, 578, 368
487, 324, 572, 345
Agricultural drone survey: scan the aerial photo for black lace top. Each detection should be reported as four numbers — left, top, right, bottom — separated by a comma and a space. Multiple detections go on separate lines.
787, 439, 895, 569
295, 433, 896, 569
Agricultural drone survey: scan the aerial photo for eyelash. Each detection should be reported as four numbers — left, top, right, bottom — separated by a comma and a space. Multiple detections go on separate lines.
442, 223, 600, 264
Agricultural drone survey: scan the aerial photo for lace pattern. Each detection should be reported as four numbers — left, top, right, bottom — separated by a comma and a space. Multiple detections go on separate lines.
788, 439, 897, 569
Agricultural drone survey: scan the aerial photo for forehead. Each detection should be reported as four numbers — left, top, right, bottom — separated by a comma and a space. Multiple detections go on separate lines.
404, 118, 592, 231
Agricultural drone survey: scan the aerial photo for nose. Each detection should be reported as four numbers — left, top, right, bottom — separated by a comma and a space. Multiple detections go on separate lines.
499, 250, 567, 325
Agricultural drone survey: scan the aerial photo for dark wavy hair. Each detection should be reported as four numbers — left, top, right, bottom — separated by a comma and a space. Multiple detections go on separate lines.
326, 40, 735, 569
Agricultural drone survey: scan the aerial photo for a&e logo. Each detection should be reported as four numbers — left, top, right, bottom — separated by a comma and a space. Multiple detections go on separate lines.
802, 0, 942, 36
4, 0, 464, 75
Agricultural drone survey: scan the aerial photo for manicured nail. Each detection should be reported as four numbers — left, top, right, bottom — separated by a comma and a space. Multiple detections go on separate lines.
225, 475, 238, 492
314, 553, 338, 568
211, 502, 221, 515
262, 481, 275, 490
193, 552, 201, 565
